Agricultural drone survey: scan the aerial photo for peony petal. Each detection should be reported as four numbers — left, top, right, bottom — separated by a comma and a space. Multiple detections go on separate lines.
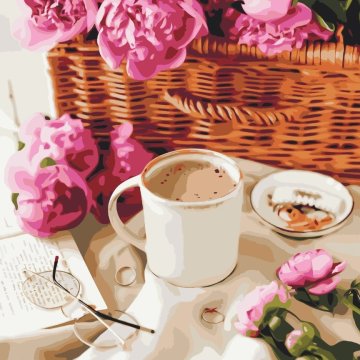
178, 0, 208, 46
161, 47, 187, 71
331, 261, 346, 275
12, 17, 59, 51
57, 16, 87, 43
310, 251, 333, 280
269, 3, 312, 33
305, 19, 333, 41
97, 28, 126, 69
277, 263, 308, 287
285, 329, 303, 351
84, 0, 98, 31
127, 46, 187, 80
18, 112, 47, 141
308, 276, 341, 295
13, 165, 90, 237
125, 20, 136, 49
96, 0, 111, 28
242, 0, 292, 22
112, 122, 133, 143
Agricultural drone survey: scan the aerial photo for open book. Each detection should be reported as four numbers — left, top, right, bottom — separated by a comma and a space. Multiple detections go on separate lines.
0, 231, 107, 337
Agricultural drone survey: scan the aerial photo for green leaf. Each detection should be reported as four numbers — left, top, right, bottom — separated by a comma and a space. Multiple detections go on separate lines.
340, 0, 354, 10
331, 340, 360, 360
319, 291, 338, 312
18, 141, 25, 151
11, 193, 19, 210
353, 312, 360, 333
260, 332, 293, 360
295, 288, 338, 313
230, 1, 244, 12
40, 157, 56, 168
314, 12, 335, 32
351, 280, 360, 290
295, 288, 317, 307
292, 0, 299, 5
317, 0, 347, 23
299, 0, 317, 7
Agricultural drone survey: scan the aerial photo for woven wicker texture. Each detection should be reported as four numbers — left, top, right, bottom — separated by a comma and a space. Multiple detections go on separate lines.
48, 36, 360, 185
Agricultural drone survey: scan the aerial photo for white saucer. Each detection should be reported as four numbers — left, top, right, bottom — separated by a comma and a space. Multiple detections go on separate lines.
250, 170, 354, 239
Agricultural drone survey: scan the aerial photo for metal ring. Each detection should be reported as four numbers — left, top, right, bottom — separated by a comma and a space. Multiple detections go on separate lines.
114, 266, 137, 287
201, 307, 225, 325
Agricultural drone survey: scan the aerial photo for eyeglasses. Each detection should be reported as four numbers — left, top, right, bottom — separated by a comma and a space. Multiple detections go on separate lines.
52, 255, 154, 333
23, 256, 155, 349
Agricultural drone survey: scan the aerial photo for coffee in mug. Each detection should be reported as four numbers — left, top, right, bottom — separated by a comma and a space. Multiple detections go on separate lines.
108, 149, 243, 287
144, 160, 237, 202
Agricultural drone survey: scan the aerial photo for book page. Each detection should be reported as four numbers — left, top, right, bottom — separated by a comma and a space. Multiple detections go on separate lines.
0, 232, 107, 337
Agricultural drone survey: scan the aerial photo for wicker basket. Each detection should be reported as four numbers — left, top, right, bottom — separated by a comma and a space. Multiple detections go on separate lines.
47, 35, 360, 185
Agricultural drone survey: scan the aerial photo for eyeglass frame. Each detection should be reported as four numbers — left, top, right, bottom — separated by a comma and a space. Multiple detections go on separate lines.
51, 256, 155, 334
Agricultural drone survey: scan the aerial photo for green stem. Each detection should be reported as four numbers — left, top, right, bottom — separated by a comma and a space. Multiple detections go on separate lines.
283, 309, 302, 322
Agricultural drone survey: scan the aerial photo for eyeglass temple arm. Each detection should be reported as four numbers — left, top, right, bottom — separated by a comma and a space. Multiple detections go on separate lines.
52, 256, 155, 334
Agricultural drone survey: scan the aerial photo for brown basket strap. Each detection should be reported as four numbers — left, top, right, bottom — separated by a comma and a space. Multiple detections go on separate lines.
163, 88, 304, 126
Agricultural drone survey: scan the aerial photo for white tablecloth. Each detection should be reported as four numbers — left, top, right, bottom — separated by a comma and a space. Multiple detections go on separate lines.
1, 158, 360, 360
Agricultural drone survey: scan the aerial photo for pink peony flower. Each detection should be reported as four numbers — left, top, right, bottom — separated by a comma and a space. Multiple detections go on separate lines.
96, 0, 208, 80
14, 0, 98, 51
235, 281, 291, 337
14, 113, 99, 178
224, 3, 332, 56
88, 122, 152, 223
5, 149, 37, 194
277, 249, 346, 295
242, 0, 291, 22
14, 164, 90, 237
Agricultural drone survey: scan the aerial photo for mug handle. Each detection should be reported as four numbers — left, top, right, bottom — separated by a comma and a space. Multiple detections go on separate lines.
108, 175, 145, 252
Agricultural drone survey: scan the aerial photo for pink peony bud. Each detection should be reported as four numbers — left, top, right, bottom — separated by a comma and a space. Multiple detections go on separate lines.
277, 249, 346, 295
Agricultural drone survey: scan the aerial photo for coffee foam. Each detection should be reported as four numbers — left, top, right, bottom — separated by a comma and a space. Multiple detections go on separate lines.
144, 159, 237, 202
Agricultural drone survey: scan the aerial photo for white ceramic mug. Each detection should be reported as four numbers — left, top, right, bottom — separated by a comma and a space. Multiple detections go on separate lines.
108, 149, 243, 287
